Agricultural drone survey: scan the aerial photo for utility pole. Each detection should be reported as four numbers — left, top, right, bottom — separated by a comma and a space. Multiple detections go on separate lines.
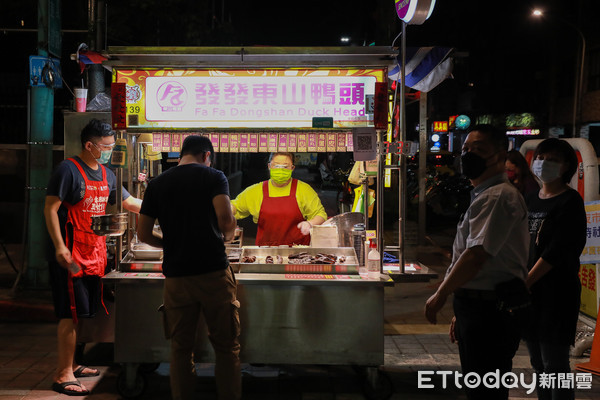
25, 0, 61, 287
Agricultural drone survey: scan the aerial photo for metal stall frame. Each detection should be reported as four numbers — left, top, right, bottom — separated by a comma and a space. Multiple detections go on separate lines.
102, 47, 398, 398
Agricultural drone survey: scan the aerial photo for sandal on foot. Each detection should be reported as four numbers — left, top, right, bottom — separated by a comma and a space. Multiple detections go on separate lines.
74, 365, 100, 378
52, 380, 90, 396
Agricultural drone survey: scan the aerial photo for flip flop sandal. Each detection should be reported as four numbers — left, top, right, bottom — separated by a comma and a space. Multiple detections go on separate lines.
52, 380, 90, 396
74, 365, 100, 378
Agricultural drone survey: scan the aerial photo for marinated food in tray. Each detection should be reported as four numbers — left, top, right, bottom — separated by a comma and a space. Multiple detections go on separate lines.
265, 255, 284, 264
287, 252, 346, 264
241, 255, 257, 263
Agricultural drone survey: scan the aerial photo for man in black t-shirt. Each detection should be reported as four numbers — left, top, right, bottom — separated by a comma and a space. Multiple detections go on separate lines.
138, 135, 239, 400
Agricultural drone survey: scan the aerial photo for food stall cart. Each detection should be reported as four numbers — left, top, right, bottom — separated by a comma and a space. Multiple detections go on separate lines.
100, 47, 407, 397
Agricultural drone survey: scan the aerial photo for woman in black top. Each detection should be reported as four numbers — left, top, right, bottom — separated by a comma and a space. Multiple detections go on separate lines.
525, 138, 587, 400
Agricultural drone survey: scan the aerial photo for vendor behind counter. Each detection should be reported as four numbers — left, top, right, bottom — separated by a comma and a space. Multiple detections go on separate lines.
231, 152, 327, 246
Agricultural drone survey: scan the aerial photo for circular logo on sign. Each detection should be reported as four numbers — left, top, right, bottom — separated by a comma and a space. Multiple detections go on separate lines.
156, 81, 187, 112
126, 85, 142, 104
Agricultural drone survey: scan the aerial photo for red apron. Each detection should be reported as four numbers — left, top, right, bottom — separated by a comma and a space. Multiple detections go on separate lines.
64, 158, 110, 321
256, 179, 310, 246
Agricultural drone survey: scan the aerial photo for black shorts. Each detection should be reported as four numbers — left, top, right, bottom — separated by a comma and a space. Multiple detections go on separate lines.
48, 259, 102, 320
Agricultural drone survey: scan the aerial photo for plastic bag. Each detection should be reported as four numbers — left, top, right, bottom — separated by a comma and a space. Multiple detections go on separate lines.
352, 186, 375, 217
348, 161, 375, 186
86, 92, 111, 111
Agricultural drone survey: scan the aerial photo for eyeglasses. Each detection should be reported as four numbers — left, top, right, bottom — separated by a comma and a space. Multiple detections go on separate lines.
93, 142, 116, 151
271, 164, 292, 169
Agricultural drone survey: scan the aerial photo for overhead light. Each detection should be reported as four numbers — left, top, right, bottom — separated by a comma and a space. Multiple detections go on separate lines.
532, 9, 543, 17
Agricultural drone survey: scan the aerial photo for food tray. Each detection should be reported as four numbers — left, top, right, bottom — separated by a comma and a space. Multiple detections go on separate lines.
130, 243, 163, 260
238, 247, 358, 275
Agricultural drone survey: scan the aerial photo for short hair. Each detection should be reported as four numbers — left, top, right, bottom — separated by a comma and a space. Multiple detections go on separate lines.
269, 152, 295, 164
533, 138, 578, 183
180, 135, 214, 160
81, 119, 114, 147
468, 124, 508, 152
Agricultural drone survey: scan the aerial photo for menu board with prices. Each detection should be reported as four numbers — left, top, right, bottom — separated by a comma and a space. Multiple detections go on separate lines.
150, 132, 355, 153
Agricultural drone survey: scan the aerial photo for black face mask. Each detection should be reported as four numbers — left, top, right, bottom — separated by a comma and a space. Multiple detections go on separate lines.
460, 152, 488, 179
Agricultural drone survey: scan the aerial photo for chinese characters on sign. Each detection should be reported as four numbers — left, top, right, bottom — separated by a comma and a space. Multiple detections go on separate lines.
581, 202, 600, 263
146, 77, 373, 126
579, 201, 600, 319
116, 69, 385, 129
150, 132, 354, 153
433, 121, 448, 132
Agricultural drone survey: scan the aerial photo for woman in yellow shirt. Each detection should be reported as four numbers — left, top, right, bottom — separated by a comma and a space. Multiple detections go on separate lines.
231, 152, 327, 246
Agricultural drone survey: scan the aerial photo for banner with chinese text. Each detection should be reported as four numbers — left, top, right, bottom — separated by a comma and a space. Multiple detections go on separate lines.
114, 68, 385, 129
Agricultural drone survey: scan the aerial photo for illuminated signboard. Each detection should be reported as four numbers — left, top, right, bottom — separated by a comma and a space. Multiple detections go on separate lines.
115, 68, 385, 129
433, 121, 448, 132
507, 129, 541, 136
395, 0, 436, 25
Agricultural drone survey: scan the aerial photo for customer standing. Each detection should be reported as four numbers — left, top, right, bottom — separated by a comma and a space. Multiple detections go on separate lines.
44, 119, 141, 396
137, 135, 240, 400
424, 124, 530, 400
525, 138, 586, 400
506, 149, 540, 198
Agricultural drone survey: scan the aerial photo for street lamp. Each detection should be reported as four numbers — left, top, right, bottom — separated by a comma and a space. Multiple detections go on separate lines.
532, 9, 586, 137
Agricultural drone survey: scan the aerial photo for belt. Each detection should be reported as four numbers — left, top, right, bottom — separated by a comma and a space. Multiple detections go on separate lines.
454, 288, 497, 301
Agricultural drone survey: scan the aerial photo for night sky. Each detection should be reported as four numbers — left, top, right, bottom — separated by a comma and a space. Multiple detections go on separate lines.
0, 0, 597, 142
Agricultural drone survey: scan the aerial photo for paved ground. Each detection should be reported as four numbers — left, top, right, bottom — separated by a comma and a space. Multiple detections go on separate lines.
1, 225, 599, 399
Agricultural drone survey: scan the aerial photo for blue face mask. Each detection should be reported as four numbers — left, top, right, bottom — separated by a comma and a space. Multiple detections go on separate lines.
93, 143, 113, 164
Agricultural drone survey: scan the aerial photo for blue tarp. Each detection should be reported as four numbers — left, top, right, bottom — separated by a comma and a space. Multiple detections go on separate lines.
388, 47, 454, 92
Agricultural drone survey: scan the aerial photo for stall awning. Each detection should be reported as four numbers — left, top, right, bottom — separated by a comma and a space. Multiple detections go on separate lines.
388, 47, 454, 93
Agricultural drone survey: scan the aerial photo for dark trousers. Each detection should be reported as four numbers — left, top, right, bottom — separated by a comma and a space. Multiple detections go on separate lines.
526, 339, 574, 400
454, 295, 521, 400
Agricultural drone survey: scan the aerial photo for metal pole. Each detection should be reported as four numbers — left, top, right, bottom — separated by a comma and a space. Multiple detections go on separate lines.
115, 130, 123, 271
418, 92, 428, 245
575, 31, 586, 137
376, 130, 384, 271
398, 21, 407, 273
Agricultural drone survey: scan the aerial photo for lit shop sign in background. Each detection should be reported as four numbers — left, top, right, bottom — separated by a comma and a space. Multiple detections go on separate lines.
115, 69, 385, 129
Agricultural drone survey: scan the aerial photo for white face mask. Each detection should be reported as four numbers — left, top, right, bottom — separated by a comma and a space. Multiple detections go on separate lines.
532, 159, 562, 183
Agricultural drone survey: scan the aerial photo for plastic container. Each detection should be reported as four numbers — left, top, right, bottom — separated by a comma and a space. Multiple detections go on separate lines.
351, 223, 366, 268
367, 240, 380, 280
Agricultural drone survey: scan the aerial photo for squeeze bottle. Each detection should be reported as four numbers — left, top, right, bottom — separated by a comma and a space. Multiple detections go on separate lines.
367, 240, 380, 280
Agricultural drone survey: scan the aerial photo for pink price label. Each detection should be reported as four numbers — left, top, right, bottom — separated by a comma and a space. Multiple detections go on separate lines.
248, 134, 259, 152
239, 133, 248, 152
278, 133, 288, 152
288, 133, 297, 152
259, 134, 269, 152
307, 134, 317, 152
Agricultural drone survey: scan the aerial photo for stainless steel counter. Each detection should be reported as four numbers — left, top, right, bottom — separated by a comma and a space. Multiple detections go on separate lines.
103, 267, 389, 366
